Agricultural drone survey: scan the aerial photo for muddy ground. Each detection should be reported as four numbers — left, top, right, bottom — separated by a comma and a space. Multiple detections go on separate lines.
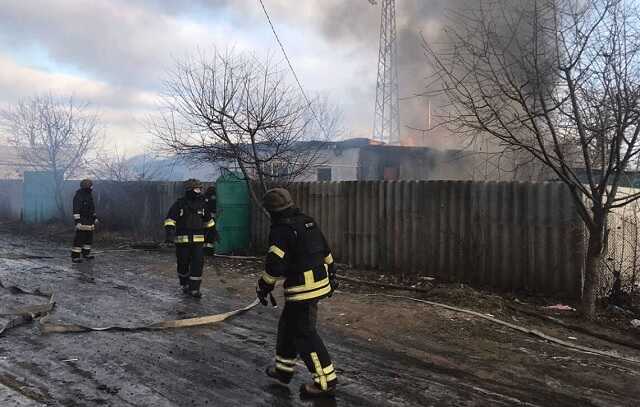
1, 225, 640, 406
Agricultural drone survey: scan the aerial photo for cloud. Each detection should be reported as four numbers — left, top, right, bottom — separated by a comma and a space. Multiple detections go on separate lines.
160, 0, 467, 143
0, 53, 159, 109
0, 0, 247, 89
0, 0, 482, 152
0, 53, 156, 152
0, 1, 249, 153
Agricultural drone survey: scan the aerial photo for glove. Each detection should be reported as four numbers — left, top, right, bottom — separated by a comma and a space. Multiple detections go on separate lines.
256, 278, 274, 306
165, 229, 175, 244
205, 229, 219, 245
328, 264, 338, 295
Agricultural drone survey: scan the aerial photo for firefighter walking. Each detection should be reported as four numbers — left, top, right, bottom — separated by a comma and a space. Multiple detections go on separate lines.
71, 179, 98, 263
256, 188, 338, 399
163, 179, 216, 298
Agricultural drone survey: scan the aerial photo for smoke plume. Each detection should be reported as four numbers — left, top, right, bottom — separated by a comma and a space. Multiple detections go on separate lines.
267, 0, 476, 148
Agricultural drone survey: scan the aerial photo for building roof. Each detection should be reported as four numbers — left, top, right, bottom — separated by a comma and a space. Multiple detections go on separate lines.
0, 146, 27, 179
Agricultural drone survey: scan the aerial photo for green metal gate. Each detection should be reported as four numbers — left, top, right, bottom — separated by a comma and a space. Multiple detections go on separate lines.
215, 172, 250, 254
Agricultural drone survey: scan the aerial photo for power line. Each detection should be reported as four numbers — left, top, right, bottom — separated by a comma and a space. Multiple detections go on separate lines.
257, 0, 329, 139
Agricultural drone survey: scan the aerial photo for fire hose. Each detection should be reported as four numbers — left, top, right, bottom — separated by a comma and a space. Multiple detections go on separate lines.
0, 280, 55, 336
0, 278, 262, 336
39, 299, 260, 334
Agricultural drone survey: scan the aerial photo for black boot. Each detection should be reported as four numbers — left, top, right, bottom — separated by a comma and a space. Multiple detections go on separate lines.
181, 285, 190, 294
300, 382, 336, 399
71, 257, 83, 264
189, 290, 202, 299
82, 247, 94, 260
266, 367, 292, 384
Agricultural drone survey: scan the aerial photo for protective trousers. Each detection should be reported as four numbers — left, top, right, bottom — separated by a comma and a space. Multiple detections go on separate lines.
71, 230, 93, 259
274, 301, 337, 390
176, 243, 204, 291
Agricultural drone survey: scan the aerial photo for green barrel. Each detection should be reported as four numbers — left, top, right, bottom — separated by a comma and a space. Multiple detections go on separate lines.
215, 172, 250, 254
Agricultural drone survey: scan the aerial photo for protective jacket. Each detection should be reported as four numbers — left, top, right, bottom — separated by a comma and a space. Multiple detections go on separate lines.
164, 194, 216, 244
260, 208, 335, 303
72, 188, 96, 231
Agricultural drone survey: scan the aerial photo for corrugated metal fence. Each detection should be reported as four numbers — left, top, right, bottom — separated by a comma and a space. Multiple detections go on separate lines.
0, 179, 22, 220
252, 181, 585, 298
0, 180, 189, 239
91, 181, 187, 239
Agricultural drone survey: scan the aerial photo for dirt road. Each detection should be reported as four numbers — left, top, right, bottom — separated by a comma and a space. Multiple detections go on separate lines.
1, 230, 639, 406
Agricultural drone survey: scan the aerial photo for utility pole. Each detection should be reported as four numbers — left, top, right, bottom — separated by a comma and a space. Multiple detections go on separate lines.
372, 0, 401, 145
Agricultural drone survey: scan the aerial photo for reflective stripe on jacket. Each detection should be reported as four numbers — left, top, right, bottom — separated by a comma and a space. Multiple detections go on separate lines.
164, 195, 215, 245
261, 209, 334, 303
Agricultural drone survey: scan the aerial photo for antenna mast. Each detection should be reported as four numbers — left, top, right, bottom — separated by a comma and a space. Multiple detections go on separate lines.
372, 0, 401, 144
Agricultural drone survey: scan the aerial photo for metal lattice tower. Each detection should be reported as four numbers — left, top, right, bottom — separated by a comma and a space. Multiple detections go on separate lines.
373, 0, 401, 144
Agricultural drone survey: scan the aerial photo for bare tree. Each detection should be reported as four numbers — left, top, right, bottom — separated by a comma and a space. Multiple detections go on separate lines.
424, 0, 640, 317
151, 49, 338, 210
0, 94, 100, 220
91, 148, 161, 182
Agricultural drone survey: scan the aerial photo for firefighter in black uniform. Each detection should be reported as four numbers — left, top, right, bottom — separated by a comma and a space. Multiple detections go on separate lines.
256, 188, 338, 399
163, 179, 215, 298
203, 186, 218, 256
71, 179, 98, 263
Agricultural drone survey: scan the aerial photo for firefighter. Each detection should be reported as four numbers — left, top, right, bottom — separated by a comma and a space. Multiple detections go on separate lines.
256, 188, 338, 399
203, 186, 218, 256
163, 179, 216, 298
71, 179, 98, 263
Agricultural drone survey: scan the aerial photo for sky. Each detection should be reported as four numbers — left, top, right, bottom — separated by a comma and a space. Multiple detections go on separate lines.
0, 0, 457, 155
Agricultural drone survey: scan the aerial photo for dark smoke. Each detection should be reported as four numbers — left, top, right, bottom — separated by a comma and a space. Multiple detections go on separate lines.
150, 0, 474, 147
146, 0, 493, 147
310, 0, 475, 148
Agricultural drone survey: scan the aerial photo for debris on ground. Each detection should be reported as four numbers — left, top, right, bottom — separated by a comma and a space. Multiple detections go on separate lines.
506, 301, 640, 352
336, 274, 435, 294
362, 293, 640, 365
2, 226, 640, 406
607, 304, 636, 316
0, 279, 56, 336
543, 304, 577, 312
